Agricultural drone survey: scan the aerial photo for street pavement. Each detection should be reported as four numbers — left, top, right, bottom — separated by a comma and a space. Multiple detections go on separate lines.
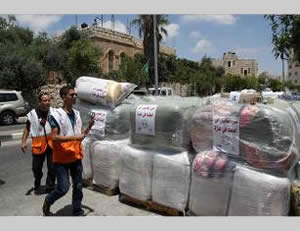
0, 139, 158, 216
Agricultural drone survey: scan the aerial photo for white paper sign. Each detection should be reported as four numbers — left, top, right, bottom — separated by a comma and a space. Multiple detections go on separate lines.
213, 116, 240, 156
230, 91, 240, 103
90, 110, 107, 137
136, 104, 158, 136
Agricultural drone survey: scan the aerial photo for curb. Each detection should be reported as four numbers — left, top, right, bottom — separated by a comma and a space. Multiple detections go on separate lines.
0, 132, 23, 142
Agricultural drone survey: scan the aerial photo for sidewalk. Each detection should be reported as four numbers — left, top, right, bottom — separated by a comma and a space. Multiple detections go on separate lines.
0, 117, 26, 143
0, 129, 23, 142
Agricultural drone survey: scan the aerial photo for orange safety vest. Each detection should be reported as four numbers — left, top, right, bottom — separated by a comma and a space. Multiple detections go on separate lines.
27, 108, 54, 155
51, 108, 83, 164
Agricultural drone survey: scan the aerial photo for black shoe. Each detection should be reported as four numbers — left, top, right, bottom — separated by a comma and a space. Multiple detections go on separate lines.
42, 198, 51, 216
72, 208, 85, 216
34, 186, 43, 195
45, 186, 55, 193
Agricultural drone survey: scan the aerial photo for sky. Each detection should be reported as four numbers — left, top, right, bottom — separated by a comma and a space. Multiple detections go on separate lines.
2, 14, 283, 76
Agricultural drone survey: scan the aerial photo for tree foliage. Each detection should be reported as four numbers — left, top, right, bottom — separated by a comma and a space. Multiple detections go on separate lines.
0, 16, 103, 106
265, 15, 300, 63
132, 15, 169, 87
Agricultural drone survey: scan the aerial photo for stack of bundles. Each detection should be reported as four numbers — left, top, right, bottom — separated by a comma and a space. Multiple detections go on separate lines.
189, 151, 291, 216
119, 144, 193, 210
152, 151, 191, 211
119, 96, 206, 210
74, 76, 137, 183
74, 98, 136, 182
90, 139, 129, 189
129, 96, 208, 152
75, 76, 137, 109
191, 98, 300, 176
189, 97, 300, 215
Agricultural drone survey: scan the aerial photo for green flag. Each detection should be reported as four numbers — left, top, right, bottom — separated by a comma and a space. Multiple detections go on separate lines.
142, 61, 149, 75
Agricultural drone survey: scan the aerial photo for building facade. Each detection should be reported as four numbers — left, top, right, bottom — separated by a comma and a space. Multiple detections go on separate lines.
81, 25, 176, 73
211, 51, 258, 77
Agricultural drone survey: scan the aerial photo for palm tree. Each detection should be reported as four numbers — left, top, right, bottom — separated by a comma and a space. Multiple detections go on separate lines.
132, 15, 168, 87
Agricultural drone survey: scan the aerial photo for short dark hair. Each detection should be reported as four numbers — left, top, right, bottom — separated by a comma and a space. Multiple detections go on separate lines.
38, 92, 50, 101
59, 85, 74, 98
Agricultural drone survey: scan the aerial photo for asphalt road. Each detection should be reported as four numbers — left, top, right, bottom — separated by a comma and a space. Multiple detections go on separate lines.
0, 140, 158, 216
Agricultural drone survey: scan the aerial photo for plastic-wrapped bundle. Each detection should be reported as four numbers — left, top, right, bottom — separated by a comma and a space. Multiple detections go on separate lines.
74, 96, 137, 140
188, 151, 235, 216
191, 99, 239, 153
152, 151, 191, 211
81, 137, 95, 180
119, 145, 154, 201
90, 139, 129, 189
191, 98, 300, 176
75, 76, 137, 108
130, 96, 207, 151
228, 165, 291, 216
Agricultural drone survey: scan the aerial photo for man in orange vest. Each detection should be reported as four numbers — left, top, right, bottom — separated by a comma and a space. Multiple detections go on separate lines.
21, 92, 56, 195
42, 86, 94, 216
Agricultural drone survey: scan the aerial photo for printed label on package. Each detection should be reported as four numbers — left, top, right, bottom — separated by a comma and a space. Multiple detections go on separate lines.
229, 91, 240, 103
136, 104, 158, 136
90, 110, 107, 137
213, 116, 240, 156
91, 87, 108, 99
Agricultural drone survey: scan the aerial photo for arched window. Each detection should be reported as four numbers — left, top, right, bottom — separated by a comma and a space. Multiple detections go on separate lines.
120, 52, 126, 65
108, 50, 114, 72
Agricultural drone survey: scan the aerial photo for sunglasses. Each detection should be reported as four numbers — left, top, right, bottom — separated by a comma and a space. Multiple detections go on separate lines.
69, 93, 77, 97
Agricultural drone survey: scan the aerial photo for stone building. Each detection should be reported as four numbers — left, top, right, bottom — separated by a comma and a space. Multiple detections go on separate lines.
211, 51, 258, 77
81, 25, 176, 73
287, 50, 300, 85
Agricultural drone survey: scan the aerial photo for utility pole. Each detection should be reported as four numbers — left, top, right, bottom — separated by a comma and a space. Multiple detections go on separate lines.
153, 15, 159, 95
111, 14, 115, 31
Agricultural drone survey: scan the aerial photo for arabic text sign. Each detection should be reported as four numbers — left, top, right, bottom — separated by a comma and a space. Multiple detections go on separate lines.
136, 105, 158, 136
213, 116, 239, 156
90, 110, 107, 137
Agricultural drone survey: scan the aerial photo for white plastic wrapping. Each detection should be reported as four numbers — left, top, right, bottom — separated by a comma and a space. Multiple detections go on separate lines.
119, 145, 154, 201
152, 151, 191, 211
129, 96, 206, 151
188, 151, 291, 216
188, 151, 235, 216
228, 165, 291, 216
191, 98, 300, 176
81, 136, 95, 180
90, 139, 129, 189
76, 76, 137, 108
74, 96, 137, 140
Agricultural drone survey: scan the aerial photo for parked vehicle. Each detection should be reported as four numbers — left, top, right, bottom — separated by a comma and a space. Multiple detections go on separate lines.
148, 87, 174, 96
0, 90, 30, 125
132, 88, 148, 96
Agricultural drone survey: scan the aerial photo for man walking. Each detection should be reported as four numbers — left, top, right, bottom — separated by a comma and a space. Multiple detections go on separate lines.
21, 92, 56, 194
42, 86, 94, 216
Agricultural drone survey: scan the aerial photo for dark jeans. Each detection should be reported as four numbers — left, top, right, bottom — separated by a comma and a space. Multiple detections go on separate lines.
32, 148, 56, 189
46, 160, 83, 213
